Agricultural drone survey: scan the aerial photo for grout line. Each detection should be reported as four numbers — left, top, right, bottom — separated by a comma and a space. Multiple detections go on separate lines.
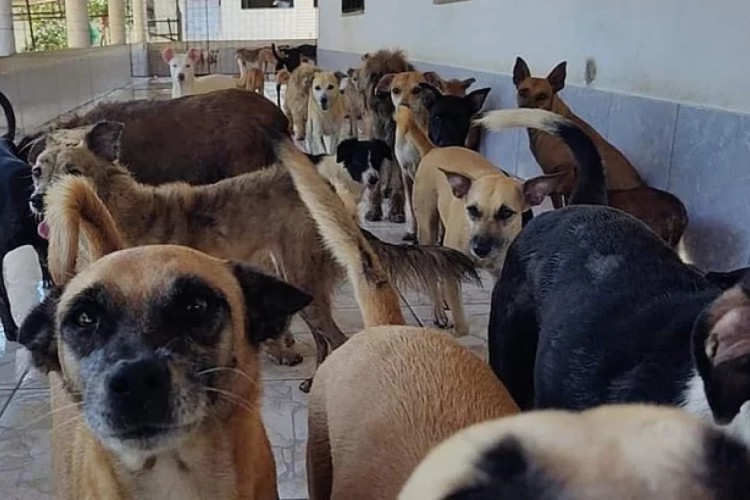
0, 367, 30, 419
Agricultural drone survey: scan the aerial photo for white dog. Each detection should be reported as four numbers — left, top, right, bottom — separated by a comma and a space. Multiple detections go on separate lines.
306, 71, 346, 155
162, 48, 240, 98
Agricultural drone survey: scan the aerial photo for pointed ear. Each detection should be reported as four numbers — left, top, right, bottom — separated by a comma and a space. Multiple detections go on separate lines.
547, 61, 567, 93
336, 138, 358, 163
460, 77, 476, 91
439, 168, 473, 199
85, 121, 124, 163
513, 57, 531, 87
18, 289, 62, 373
466, 87, 491, 115
231, 263, 313, 345
376, 73, 396, 95
523, 173, 564, 207
422, 71, 443, 89
334, 71, 346, 83
187, 48, 201, 63
418, 83, 442, 109
161, 47, 175, 63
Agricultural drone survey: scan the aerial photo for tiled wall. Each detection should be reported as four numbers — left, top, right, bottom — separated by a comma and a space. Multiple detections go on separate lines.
0, 45, 132, 136
320, 48, 750, 272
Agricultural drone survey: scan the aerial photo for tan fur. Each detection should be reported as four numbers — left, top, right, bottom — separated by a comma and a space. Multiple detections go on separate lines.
239, 67, 265, 94
440, 77, 476, 97
705, 286, 750, 365
277, 142, 517, 500
401, 405, 745, 499
46, 242, 278, 499
307, 72, 345, 155
257, 47, 277, 74
314, 156, 364, 218
376, 71, 442, 129
342, 68, 366, 138
283, 63, 318, 140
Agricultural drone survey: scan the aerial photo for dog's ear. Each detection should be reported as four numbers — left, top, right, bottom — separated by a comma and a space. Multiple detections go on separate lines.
336, 138, 359, 163
376, 73, 396, 95
18, 288, 62, 373
347, 67, 356, 77
460, 77, 476, 91
523, 172, 565, 207
24, 134, 47, 164
466, 87, 491, 115
370, 139, 393, 163
161, 47, 175, 63
418, 83, 442, 110
86, 121, 124, 163
422, 71, 444, 89
186, 48, 201, 63
547, 61, 567, 93
513, 57, 531, 87
230, 263, 313, 344
439, 168, 473, 199
361, 52, 370, 61
334, 71, 347, 83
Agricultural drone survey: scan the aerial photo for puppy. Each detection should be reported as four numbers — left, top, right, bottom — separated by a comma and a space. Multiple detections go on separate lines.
513, 56, 687, 247
342, 68, 366, 138
239, 67, 265, 94
276, 143, 517, 500
401, 405, 750, 499
419, 83, 490, 150
307, 71, 346, 155
283, 63, 318, 141
19, 238, 310, 498
162, 48, 239, 98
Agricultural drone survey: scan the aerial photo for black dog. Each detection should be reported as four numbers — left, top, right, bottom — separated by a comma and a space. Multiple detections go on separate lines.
0, 91, 51, 341
419, 82, 490, 149
306, 138, 392, 189
488, 113, 750, 434
273, 43, 317, 73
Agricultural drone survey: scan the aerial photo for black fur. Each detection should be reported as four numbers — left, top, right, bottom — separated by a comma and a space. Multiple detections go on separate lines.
422, 83, 490, 149
702, 428, 750, 499
336, 138, 392, 186
273, 43, 317, 73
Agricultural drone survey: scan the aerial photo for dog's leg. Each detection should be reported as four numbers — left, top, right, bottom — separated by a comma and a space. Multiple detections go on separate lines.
364, 182, 383, 222
401, 170, 416, 241
34, 240, 53, 288
307, 380, 333, 500
550, 192, 565, 209
386, 161, 405, 223
298, 299, 347, 392
0, 251, 18, 341
306, 118, 315, 155
444, 281, 468, 337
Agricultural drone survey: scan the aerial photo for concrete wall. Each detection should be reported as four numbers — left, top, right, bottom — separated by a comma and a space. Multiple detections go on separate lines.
318, 1, 750, 272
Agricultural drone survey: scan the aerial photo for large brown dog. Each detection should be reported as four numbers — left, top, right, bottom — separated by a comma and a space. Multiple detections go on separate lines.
277, 143, 518, 500
20, 243, 307, 499
33, 124, 478, 391
513, 57, 688, 247
401, 405, 750, 499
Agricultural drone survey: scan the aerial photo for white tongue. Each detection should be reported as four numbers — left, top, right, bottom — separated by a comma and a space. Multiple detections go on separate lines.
37, 221, 49, 240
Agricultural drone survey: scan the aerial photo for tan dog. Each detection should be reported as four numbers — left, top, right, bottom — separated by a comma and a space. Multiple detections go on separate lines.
239, 67, 265, 94
276, 143, 518, 500
376, 70, 443, 128
342, 68, 366, 138
513, 57, 687, 247
236, 47, 263, 74
439, 77, 476, 97
401, 405, 750, 499
307, 71, 346, 155
19, 225, 310, 498
257, 47, 277, 74
283, 63, 318, 141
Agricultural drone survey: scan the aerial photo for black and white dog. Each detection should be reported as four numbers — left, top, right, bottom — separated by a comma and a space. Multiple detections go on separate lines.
484, 108, 750, 443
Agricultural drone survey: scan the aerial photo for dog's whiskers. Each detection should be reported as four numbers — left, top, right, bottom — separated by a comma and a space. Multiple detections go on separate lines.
21, 402, 82, 430
201, 386, 257, 414
196, 366, 257, 386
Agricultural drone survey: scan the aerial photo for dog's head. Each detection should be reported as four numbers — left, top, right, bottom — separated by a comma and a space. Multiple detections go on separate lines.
360, 49, 414, 113
29, 121, 124, 221
513, 57, 566, 111
311, 71, 345, 111
345, 67, 364, 93
162, 48, 200, 85
440, 77, 476, 97
375, 71, 443, 112
438, 152, 561, 268
422, 83, 491, 147
19, 244, 311, 459
336, 138, 392, 188
693, 273, 750, 426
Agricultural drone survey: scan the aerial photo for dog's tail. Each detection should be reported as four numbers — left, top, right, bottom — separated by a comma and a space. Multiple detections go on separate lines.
0, 90, 16, 142
395, 105, 435, 158
476, 109, 606, 206
44, 176, 124, 286
277, 140, 405, 327
271, 43, 285, 63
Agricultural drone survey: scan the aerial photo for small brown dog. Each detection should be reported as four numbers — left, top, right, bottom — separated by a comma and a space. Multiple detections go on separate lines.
239, 67, 265, 94
283, 63, 318, 141
342, 68, 366, 138
513, 56, 688, 247
19, 217, 310, 498
277, 143, 518, 500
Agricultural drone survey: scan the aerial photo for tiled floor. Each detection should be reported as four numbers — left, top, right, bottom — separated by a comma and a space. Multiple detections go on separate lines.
0, 80, 494, 499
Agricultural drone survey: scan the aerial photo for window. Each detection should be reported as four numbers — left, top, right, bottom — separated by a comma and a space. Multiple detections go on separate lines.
241, 0, 294, 9
342, 0, 364, 14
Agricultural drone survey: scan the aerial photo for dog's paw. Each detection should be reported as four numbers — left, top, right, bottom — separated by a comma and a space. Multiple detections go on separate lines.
299, 378, 313, 393
365, 208, 383, 222
402, 232, 417, 242
2, 324, 18, 343
388, 212, 406, 224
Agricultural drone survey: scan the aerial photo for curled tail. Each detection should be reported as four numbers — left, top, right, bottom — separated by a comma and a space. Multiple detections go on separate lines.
44, 176, 124, 286
0, 90, 16, 142
277, 141, 404, 327
476, 109, 606, 206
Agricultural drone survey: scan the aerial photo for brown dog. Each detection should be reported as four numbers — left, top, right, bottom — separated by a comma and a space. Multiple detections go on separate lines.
277, 143, 518, 500
439, 77, 476, 97
19, 201, 310, 498
513, 57, 688, 247
401, 405, 750, 499
283, 63, 318, 141
342, 67, 366, 138
239, 67, 265, 94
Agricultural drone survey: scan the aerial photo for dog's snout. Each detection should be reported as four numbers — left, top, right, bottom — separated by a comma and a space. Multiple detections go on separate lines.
177, 73, 185, 82
109, 358, 170, 397
470, 236, 494, 259
29, 193, 44, 213
367, 174, 379, 186
107, 358, 171, 433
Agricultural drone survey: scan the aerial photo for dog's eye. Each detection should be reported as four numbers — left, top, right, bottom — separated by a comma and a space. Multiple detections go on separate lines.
467, 205, 482, 220
185, 64, 191, 68
315, 85, 322, 91
327, 84, 335, 90
75, 309, 98, 328
537, 93, 548, 101
67, 167, 81, 176
411, 87, 421, 95
183, 296, 209, 315
518, 88, 529, 98
496, 206, 516, 221
392, 87, 402, 95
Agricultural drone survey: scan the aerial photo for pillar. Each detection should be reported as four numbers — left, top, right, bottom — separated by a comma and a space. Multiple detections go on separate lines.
108, 0, 126, 44
65, 0, 90, 48
0, 0, 15, 56
131, 0, 146, 43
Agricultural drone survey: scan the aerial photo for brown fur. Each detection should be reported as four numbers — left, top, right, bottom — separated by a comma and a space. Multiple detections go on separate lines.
239, 67, 265, 94
513, 57, 687, 247
284, 63, 319, 141
277, 141, 517, 500
705, 286, 750, 365
376, 71, 442, 129
343, 68, 366, 138
257, 47, 277, 74
440, 77, 476, 97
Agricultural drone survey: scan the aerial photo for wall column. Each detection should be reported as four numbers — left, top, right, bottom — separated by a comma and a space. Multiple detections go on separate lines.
132, 0, 146, 43
65, 0, 91, 48
0, 0, 15, 56
108, 0, 126, 44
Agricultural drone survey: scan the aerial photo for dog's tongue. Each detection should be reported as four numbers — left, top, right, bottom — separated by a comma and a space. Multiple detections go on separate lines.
37, 221, 50, 240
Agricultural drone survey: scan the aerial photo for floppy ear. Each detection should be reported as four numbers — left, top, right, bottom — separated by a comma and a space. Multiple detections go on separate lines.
231, 263, 313, 345
376, 73, 396, 95
513, 57, 531, 87
186, 48, 201, 63
547, 61, 567, 93
460, 77, 476, 91
439, 168, 473, 199
336, 138, 359, 163
85, 121, 124, 163
523, 173, 565, 207
18, 289, 62, 373
422, 71, 443, 89
370, 139, 393, 162
161, 47, 175, 63
418, 83, 442, 110
466, 87, 491, 115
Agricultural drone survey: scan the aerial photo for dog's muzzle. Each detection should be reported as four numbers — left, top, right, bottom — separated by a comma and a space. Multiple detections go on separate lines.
29, 193, 44, 214
470, 236, 496, 259
319, 97, 329, 111
178, 73, 186, 82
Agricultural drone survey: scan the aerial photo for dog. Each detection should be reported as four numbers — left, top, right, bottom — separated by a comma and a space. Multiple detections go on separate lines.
487, 112, 750, 445
275, 69, 291, 108
272, 43, 317, 74
419, 82, 490, 151
359, 49, 414, 223
283, 63, 318, 141
274, 139, 518, 500
307, 71, 346, 155
342, 68, 366, 138
438, 77, 476, 97
239, 67, 265, 94
401, 405, 750, 499
235, 47, 263, 75
513, 56, 688, 247
19, 237, 309, 498
32, 123, 479, 391
376, 71, 443, 129
162, 48, 240, 98
257, 47, 277, 75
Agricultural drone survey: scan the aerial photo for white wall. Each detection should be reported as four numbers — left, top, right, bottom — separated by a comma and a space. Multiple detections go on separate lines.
319, 0, 750, 113
221, 0, 317, 41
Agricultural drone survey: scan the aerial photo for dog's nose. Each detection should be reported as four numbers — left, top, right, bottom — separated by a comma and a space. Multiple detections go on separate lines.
29, 193, 44, 212
107, 358, 171, 433
471, 237, 494, 258
178, 73, 185, 82
367, 175, 379, 186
